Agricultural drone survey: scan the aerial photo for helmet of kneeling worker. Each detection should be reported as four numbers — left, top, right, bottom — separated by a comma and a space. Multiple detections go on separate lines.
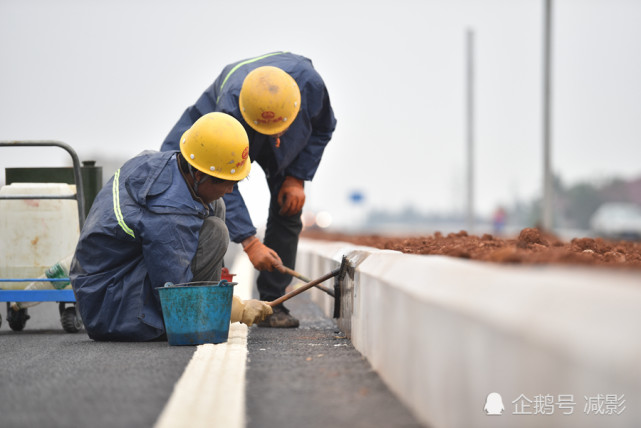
180, 112, 251, 181
239, 66, 301, 135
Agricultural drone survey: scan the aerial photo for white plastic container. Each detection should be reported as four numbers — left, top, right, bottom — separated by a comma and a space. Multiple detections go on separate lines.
0, 183, 80, 289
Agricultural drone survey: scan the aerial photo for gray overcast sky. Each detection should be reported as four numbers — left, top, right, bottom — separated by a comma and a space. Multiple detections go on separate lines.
1, 0, 640, 229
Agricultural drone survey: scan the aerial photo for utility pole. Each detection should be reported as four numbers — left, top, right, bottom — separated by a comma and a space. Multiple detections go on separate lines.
542, 0, 554, 230
466, 28, 476, 233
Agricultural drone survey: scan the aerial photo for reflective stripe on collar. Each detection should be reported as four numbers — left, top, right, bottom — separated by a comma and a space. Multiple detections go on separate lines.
112, 169, 135, 238
216, 51, 287, 103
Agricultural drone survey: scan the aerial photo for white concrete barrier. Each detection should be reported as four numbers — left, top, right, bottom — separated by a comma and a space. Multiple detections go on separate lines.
296, 238, 641, 428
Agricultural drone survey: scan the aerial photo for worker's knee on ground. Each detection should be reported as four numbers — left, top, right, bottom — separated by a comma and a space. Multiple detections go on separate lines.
212, 198, 226, 221
191, 217, 229, 280
200, 216, 229, 248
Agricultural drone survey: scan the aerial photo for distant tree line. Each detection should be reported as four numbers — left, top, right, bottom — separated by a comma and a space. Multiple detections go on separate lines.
512, 175, 641, 230
363, 174, 641, 233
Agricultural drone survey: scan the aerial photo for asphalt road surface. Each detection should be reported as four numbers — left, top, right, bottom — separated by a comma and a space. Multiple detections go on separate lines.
0, 301, 194, 428
246, 296, 425, 428
0, 294, 424, 427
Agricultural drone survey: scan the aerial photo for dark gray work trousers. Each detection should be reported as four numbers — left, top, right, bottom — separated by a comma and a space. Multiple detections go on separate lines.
191, 199, 229, 282
257, 181, 303, 302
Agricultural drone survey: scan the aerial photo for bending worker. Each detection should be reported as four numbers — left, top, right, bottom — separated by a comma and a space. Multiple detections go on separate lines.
160, 52, 337, 328
70, 113, 273, 341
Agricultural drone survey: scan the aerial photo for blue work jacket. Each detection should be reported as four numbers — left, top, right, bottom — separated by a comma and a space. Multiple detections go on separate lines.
70, 151, 214, 341
160, 51, 337, 243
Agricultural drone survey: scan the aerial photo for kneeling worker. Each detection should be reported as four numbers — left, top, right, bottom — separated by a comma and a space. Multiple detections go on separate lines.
70, 112, 272, 341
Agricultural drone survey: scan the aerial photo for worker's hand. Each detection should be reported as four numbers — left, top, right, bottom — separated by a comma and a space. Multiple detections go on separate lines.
242, 236, 282, 271
230, 295, 273, 326
277, 176, 305, 216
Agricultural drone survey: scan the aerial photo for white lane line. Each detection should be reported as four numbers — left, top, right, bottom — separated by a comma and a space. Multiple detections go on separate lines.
155, 252, 255, 428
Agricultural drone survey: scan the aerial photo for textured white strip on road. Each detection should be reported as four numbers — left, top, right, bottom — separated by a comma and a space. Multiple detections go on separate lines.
155, 252, 255, 428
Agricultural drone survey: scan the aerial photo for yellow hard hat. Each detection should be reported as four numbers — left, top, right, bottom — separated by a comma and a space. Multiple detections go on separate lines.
180, 112, 251, 181
239, 66, 301, 135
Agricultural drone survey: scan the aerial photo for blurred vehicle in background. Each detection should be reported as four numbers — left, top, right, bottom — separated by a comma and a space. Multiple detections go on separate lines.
589, 202, 641, 241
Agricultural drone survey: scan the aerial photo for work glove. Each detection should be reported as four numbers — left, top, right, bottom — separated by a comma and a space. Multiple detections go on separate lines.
243, 236, 282, 271
230, 295, 273, 326
277, 176, 305, 216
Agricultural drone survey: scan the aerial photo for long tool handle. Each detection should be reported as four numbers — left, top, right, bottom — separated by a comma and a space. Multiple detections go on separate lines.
268, 268, 339, 307
277, 265, 311, 283
276, 265, 335, 297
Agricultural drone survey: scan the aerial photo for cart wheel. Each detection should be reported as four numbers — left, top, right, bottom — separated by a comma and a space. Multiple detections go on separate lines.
7, 308, 30, 331
61, 306, 83, 333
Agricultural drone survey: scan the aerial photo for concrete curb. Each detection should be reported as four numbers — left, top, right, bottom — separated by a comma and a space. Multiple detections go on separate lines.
296, 238, 641, 428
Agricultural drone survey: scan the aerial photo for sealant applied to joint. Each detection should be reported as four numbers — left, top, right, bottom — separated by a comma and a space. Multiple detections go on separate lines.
333, 255, 350, 319
333, 250, 371, 335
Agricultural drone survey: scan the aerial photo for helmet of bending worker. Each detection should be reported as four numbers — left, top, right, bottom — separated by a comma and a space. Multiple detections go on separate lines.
238, 67, 303, 274
239, 66, 301, 136
180, 112, 251, 202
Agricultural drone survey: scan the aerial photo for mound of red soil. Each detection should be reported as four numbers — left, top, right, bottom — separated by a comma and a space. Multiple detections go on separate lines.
301, 227, 641, 270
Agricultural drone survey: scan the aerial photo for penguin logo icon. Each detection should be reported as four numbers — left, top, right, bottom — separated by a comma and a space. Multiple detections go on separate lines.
484, 392, 504, 415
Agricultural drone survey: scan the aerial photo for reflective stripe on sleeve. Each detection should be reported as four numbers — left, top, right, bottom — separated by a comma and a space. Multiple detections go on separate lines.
112, 169, 135, 238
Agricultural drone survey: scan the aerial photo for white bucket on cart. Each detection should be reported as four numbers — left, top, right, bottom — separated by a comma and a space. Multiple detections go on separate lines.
0, 183, 80, 289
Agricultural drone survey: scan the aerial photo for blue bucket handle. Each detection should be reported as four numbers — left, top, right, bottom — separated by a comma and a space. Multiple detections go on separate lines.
162, 280, 237, 288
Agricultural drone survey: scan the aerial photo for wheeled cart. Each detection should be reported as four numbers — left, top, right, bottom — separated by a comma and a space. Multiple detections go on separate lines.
0, 141, 86, 333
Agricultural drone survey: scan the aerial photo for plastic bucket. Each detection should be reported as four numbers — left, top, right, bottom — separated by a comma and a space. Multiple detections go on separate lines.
157, 281, 235, 346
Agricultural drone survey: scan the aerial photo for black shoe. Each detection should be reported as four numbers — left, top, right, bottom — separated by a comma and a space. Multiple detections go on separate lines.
257, 304, 299, 328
